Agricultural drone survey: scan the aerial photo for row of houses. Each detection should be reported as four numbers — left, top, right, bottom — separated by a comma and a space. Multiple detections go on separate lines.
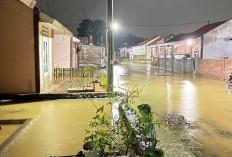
0, 0, 105, 94
120, 20, 232, 80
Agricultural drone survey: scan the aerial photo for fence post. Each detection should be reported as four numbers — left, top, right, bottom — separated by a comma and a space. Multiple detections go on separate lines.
164, 46, 167, 69
61, 68, 64, 79
182, 57, 186, 74
171, 45, 174, 72
195, 55, 199, 75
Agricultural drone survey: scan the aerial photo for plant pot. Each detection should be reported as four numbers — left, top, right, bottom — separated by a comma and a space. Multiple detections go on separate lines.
83, 141, 104, 157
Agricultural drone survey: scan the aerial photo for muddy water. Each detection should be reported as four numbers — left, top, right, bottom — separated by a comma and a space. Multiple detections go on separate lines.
0, 63, 232, 157
0, 125, 21, 145
0, 100, 109, 157
114, 63, 232, 157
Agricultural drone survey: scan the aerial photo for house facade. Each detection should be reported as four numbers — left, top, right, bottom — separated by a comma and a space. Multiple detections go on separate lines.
152, 21, 226, 61
198, 20, 232, 80
39, 12, 76, 93
132, 36, 159, 60
119, 47, 133, 60
54, 36, 80, 69
79, 45, 105, 66
149, 22, 226, 74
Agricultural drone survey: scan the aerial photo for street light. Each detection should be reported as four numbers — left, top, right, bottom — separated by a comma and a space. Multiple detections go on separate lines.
187, 39, 193, 46
107, 0, 114, 91
112, 22, 119, 30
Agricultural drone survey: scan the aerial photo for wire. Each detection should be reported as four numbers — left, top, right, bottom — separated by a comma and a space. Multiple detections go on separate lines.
83, 0, 97, 44
55, 0, 97, 62
67, 0, 82, 27
55, 0, 82, 45
122, 20, 211, 27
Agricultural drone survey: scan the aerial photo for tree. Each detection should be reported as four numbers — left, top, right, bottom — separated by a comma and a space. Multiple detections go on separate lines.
77, 19, 106, 46
114, 33, 145, 52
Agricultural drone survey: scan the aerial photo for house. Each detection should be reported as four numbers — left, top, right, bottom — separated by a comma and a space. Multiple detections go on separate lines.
79, 45, 105, 67
149, 36, 167, 65
119, 47, 133, 60
0, 0, 77, 94
203, 20, 232, 59
197, 20, 232, 80
132, 36, 159, 60
159, 21, 227, 59
53, 34, 81, 69
149, 21, 226, 74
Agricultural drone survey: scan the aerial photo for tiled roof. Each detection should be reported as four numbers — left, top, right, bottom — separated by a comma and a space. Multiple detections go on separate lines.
147, 36, 167, 46
166, 21, 227, 42
138, 36, 157, 46
192, 21, 227, 37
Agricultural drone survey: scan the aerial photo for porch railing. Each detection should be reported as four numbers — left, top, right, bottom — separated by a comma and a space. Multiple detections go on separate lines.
54, 67, 97, 78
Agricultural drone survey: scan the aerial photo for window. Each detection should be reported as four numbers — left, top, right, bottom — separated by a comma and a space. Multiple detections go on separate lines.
43, 39, 49, 74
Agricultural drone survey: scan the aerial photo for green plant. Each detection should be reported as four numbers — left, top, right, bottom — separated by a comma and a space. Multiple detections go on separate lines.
56, 65, 61, 76
84, 86, 164, 156
100, 74, 108, 89
84, 105, 116, 151
137, 104, 163, 156
94, 65, 100, 77
83, 66, 91, 77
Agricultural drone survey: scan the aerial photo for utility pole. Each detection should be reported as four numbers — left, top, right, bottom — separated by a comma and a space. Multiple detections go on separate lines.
107, 0, 114, 91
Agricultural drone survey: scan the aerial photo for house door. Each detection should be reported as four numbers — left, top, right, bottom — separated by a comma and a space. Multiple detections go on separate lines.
43, 39, 49, 75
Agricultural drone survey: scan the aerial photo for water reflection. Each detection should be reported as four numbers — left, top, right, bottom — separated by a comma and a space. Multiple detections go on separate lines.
113, 65, 127, 87
167, 83, 172, 113
179, 80, 199, 122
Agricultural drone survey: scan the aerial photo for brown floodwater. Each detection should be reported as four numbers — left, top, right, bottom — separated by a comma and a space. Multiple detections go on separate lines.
0, 100, 110, 157
114, 63, 232, 157
0, 63, 232, 157
0, 125, 21, 145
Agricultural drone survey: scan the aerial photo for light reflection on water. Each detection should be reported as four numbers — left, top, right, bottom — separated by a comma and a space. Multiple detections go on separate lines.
179, 80, 199, 122
167, 83, 172, 113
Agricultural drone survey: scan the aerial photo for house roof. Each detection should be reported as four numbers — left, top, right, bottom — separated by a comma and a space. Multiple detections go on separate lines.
165, 33, 193, 42
39, 12, 73, 36
147, 36, 167, 46
192, 21, 227, 37
18, 0, 36, 8
138, 36, 157, 46
166, 21, 227, 42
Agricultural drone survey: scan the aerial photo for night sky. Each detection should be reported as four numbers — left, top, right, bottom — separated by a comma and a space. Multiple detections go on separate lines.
36, 0, 232, 38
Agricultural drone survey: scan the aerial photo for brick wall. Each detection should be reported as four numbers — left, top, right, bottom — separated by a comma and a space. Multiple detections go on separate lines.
198, 58, 232, 80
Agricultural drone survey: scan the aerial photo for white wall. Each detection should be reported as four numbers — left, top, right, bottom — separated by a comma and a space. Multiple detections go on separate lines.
53, 35, 71, 68
133, 45, 146, 56
203, 20, 232, 59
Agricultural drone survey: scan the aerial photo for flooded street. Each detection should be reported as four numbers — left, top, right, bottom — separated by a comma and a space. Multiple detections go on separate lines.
0, 100, 109, 157
0, 63, 232, 157
114, 63, 232, 157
